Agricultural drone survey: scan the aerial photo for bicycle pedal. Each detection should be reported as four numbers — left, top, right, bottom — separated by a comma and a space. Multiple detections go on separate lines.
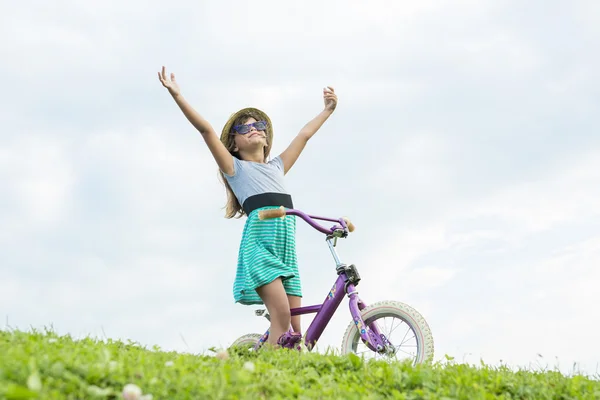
277, 332, 302, 348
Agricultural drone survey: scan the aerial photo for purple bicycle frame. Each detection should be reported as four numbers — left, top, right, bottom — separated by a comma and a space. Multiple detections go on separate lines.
253, 208, 388, 352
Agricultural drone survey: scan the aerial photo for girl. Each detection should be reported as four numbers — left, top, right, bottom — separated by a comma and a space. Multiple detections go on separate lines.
157, 66, 338, 347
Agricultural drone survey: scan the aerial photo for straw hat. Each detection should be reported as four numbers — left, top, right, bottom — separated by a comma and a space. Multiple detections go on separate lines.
220, 107, 273, 158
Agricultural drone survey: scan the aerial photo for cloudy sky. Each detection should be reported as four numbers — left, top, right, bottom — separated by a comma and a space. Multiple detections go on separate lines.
2, 0, 599, 375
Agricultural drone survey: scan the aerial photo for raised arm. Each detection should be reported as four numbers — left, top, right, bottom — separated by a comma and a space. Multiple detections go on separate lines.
279, 86, 338, 174
158, 66, 234, 175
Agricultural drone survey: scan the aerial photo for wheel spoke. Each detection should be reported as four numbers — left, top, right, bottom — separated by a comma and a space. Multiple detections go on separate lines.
398, 325, 411, 345
388, 318, 404, 338
397, 347, 416, 357
400, 333, 416, 346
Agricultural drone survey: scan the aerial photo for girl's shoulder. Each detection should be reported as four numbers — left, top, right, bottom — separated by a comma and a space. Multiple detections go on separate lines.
267, 155, 284, 171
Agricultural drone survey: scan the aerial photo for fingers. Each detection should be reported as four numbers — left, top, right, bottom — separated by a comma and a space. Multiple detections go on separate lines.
158, 66, 177, 87
158, 66, 174, 80
323, 86, 336, 104
158, 66, 167, 84
323, 85, 338, 110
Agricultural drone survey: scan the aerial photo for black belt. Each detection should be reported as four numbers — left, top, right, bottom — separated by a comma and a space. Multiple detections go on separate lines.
243, 192, 294, 216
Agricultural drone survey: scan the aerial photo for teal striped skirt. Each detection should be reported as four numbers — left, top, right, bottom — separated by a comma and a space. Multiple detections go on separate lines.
233, 206, 302, 305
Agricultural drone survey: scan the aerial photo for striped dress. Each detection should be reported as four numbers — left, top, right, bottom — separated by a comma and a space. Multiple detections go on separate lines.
222, 156, 302, 305
233, 205, 302, 305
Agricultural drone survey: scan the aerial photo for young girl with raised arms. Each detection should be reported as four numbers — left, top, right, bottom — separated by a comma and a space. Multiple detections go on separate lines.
157, 66, 338, 347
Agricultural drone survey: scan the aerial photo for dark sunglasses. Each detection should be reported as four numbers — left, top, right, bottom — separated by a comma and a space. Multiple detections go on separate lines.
231, 120, 268, 135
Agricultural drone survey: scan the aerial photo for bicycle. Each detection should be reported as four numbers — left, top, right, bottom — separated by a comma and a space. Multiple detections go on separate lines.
230, 206, 434, 365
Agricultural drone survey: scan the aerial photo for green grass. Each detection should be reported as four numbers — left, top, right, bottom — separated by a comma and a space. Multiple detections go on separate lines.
1, 329, 598, 399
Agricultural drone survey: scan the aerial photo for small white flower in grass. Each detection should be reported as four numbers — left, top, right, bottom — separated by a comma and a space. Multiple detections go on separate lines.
243, 361, 255, 372
48, 338, 57, 343
164, 361, 174, 367
215, 350, 229, 360
141, 395, 153, 400
27, 372, 42, 391
122, 383, 142, 400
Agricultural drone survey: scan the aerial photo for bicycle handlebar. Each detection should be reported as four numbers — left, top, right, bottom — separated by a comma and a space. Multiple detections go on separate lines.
258, 206, 355, 235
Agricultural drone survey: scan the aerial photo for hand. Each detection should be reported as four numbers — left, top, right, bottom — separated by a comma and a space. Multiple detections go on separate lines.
323, 86, 337, 112
158, 66, 181, 97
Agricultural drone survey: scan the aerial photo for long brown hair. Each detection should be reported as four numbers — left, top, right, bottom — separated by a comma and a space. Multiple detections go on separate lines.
219, 112, 271, 219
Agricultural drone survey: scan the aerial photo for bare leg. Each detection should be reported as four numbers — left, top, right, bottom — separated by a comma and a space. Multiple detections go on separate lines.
287, 295, 301, 333
255, 278, 291, 346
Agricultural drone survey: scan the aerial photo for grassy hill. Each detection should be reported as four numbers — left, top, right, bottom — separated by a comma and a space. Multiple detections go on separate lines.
1, 329, 598, 399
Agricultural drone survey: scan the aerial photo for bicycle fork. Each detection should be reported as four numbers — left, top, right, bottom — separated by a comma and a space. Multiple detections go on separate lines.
347, 284, 394, 354
328, 237, 395, 355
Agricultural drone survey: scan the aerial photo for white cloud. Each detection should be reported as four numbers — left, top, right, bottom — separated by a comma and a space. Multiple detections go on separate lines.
470, 149, 600, 235
375, 132, 455, 196
0, 135, 75, 228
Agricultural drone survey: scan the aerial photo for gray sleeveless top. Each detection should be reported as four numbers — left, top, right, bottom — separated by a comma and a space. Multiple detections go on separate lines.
222, 156, 293, 214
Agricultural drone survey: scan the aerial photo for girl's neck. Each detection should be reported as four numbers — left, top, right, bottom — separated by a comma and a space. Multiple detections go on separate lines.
238, 149, 265, 163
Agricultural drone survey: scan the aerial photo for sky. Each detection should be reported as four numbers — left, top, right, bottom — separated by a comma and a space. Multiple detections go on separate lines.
1, 0, 599, 376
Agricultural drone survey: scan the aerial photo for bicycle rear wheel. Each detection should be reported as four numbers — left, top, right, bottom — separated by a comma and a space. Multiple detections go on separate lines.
340, 300, 434, 365
230, 333, 262, 352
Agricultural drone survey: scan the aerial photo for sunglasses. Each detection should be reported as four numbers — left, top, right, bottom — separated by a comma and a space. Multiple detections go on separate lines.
231, 120, 268, 135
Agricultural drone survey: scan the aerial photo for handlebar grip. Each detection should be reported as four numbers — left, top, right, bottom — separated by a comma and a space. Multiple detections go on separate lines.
342, 217, 355, 232
258, 206, 286, 220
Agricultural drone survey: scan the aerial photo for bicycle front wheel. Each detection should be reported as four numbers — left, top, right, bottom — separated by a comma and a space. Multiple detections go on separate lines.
340, 300, 434, 365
